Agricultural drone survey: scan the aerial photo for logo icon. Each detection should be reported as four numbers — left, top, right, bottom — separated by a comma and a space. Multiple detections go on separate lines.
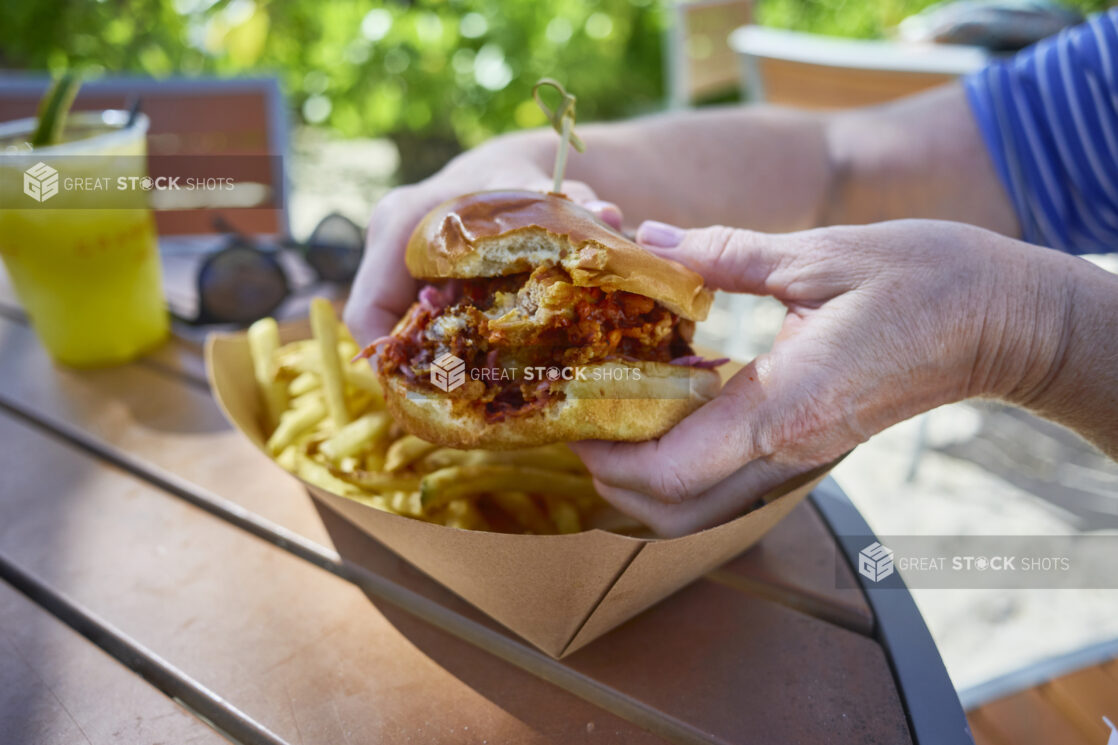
858, 541, 895, 583
23, 161, 59, 202
430, 352, 466, 392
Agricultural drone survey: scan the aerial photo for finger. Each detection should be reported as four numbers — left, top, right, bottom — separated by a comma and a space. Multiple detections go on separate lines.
592, 458, 803, 538
570, 360, 775, 503
635, 221, 809, 296
582, 199, 624, 231
344, 188, 443, 343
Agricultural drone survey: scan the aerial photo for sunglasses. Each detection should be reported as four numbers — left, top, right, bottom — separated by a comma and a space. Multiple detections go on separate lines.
175, 213, 365, 325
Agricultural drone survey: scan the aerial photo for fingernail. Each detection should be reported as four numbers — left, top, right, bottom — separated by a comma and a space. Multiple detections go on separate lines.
637, 220, 685, 249
583, 199, 623, 230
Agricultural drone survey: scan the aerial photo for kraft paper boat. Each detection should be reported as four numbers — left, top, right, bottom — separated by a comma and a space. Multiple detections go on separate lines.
207, 322, 834, 658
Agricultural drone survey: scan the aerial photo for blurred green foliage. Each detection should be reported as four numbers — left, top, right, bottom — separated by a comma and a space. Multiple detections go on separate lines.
0, 0, 666, 150
1, 0, 1109, 155
756, 0, 1112, 40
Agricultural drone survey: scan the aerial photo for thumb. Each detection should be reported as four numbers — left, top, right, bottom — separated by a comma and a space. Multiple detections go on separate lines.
635, 220, 801, 295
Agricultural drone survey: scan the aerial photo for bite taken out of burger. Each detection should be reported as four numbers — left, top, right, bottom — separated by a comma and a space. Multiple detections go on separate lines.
360, 189, 728, 450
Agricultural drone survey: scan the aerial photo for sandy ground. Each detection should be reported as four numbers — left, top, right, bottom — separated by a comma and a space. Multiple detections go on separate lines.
835, 415, 1118, 692
291, 130, 1118, 696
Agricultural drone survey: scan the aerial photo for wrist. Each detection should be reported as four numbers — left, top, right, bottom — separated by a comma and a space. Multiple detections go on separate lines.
970, 240, 1075, 404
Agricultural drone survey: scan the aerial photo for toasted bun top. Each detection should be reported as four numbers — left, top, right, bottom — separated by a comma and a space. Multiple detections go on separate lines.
405, 190, 714, 321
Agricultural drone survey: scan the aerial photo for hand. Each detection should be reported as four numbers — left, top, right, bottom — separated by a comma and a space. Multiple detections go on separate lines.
343, 133, 622, 343
570, 219, 1069, 536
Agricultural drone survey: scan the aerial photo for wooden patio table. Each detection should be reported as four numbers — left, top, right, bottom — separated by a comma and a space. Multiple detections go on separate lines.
0, 266, 972, 745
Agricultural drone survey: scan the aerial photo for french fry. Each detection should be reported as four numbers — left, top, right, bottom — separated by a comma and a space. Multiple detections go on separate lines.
266, 398, 326, 455
389, 490, 411, 515
310, 298, 349, 428
388, 490, 426, 518
421, 445, 585, 474
404, 490, 424, 517
345, 363, 385, 408
364, 449, 387, 473
342, 491, 392, 512
293, 452, 363, 497
385, 435, 439, 472
290, 388, 323, 410
337, 455, 361, 473
275, 444, 299, 472
331, 467, 422, 494
247, 318, 287, 431
546, 498, 582, 534
491, 491, 554, 534
420, 465, 597, 509
338, 337, 359, 361
319, 412, 390, 462
474, 445, 586, 473
419, 448, 473, 471
442, 499, 487, 531
273, 339, 317, 376
288, 370, 320, 397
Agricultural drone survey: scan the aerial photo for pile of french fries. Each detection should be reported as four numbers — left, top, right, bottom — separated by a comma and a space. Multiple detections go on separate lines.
247, 298, 604, 534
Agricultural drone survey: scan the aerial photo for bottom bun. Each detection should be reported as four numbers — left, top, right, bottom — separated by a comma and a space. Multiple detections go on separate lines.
383, 360, 722, 450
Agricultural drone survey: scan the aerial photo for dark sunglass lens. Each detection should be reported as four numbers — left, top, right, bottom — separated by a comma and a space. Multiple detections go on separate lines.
305, 214, 364, 282
198, 245, 289, 323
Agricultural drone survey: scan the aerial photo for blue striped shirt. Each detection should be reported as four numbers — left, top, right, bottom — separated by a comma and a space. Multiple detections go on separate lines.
965, 9, 1118, 255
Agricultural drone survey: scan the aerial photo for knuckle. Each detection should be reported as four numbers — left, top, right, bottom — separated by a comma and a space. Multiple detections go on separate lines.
701, 225, 736, 259
695, 225, 751, 277
798, 225, 869, 266
646, 463, 696, 504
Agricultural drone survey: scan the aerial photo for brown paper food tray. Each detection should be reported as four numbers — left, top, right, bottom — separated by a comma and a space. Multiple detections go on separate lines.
206, 321, 835, 658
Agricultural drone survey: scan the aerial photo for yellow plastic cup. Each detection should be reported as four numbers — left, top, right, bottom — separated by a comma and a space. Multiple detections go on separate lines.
0, 111, 169, 367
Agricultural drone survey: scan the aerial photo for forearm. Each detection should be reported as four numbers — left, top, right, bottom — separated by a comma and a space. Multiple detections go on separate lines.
1005, 253, 1118, 457
824, 84, 1019, 234
500, 106, 832, 231
497, 83, 1019, 236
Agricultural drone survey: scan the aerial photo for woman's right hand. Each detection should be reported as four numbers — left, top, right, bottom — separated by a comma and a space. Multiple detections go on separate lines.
343, 133, 622, 345
571, 218, 1072, 536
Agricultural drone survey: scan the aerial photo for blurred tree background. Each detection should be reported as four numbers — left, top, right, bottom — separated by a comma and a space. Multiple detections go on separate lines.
758, 0, 1110, 40
1, 0, 1110, 175
0, 0, 665, 178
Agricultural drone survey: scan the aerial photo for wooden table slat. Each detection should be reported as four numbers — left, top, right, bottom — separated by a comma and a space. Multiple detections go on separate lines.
711, 501, 872, 634
1041, 666, 1118, 742
562, 580, 911, 745
0, 580, 226, 745
969, 687, 1096, 745
0, 409, 659, 745
964, 711, 1006, 745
